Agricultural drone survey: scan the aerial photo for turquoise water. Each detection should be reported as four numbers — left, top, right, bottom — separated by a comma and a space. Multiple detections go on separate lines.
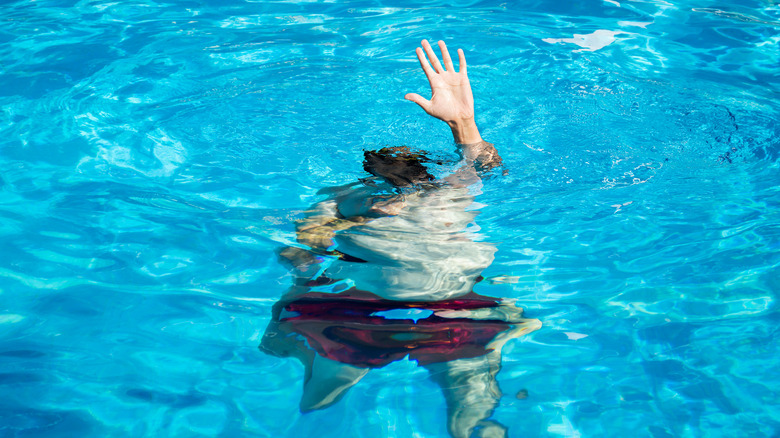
1, 0, 779, 436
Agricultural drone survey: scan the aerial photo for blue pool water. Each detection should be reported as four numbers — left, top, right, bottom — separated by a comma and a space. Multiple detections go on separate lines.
1, 0, 779, 436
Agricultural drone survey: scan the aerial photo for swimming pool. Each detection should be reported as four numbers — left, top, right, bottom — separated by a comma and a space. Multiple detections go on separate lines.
1, 0, 779, 436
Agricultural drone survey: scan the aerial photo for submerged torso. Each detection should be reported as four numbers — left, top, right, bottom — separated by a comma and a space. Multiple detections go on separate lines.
324, 180, 496, 301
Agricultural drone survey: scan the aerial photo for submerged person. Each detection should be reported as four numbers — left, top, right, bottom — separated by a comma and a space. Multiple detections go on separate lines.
260, 40, 540, 438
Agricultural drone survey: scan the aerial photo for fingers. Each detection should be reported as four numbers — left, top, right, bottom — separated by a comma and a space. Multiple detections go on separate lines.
404, 93, 432, 113
416, 40, 465, 74
421, 39, 444, 73
415, 47, 435, 80
438, 40, 454, 72
457, 48, 467, 74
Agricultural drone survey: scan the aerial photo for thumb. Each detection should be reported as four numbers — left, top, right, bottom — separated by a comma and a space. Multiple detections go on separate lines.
404, 93, 431, 112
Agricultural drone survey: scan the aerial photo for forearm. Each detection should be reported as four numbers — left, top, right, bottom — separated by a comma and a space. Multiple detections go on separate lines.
459, 141, 501, 166
297, 216, 365, 250
449, 119, 502, 170
448, 118, 483, 145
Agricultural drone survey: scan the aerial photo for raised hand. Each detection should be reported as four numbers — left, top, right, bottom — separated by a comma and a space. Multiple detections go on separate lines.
405, 40, 483, 144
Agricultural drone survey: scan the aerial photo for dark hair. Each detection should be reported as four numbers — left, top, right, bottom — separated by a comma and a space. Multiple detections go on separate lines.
363, 147, 435, 187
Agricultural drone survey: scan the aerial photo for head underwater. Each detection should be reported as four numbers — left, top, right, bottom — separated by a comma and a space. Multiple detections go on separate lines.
363, 146, 436, 187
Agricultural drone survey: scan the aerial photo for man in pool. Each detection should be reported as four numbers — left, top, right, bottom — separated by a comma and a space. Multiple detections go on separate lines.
260, 40, 540, 438
276, 40, 502, 302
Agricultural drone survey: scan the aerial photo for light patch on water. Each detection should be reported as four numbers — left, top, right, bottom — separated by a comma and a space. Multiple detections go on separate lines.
208, 269, 265, 285
31, 249, 115, 270
229, 235, 260, 245
217, 14, 332, 29
506, 247, 551, 266
148, 128, 187, 177
524, 142, 552, 154
170, 400, 228, 436
209, 49, 274, 65
618, 21, 653, 28
195, 191, 270, 209
611, 201, 633, 213
138, 253, 195, 278
76, 120, 186, 178
0, 267, 92, 290
0, 314, 25, 324
286, 15, 328, 24
543, 30, 625, 52
692, 8, 780, 26
486, 275, 521, 284
564, 332, 589, 341
39, 231, 82, 240
547, 414, 582, 437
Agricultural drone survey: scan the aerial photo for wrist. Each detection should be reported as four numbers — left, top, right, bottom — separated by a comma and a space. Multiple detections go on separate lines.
447, 118, 483, 144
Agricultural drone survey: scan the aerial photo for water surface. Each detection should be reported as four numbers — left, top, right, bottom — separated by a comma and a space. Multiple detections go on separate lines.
1, 0, 779, 436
